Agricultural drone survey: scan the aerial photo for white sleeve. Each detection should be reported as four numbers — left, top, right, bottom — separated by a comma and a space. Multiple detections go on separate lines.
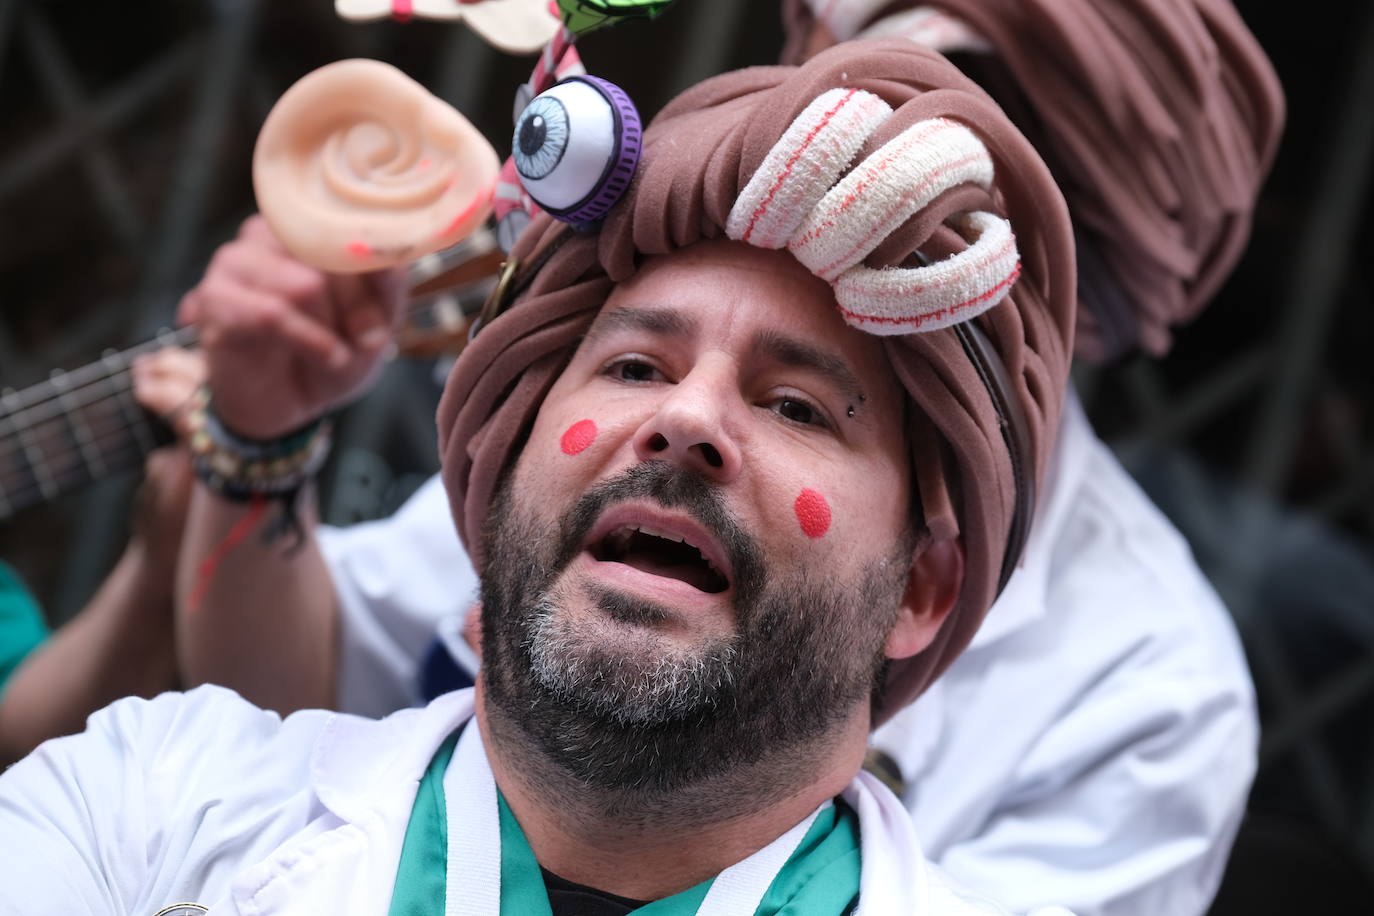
895, 440, 1256, 916
317, 474, 479, 718
934, 652, 1255, 916
0, 686, 329, 915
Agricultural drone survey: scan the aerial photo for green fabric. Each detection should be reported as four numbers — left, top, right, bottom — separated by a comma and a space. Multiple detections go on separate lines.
389, 727, 863, 916
0, 561, 49, 695
387, 731, 458, 916
753, 801, 862, 916
498, 791, 713, 916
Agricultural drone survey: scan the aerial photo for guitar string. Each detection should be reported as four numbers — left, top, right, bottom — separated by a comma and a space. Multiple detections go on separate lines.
0, 326, 198, 416
0, 377, 165, 510
0, 232, 488, 428
0, 361, 164, 452
0, 355, 164, 478
0, 249, 485, 439
0, 261, 487, 515
0, 280, 477, 439
1, 437, 155, 517
1, 437, 151, 503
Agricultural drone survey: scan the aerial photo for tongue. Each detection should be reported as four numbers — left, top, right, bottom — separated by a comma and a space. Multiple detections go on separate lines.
618, 550, 718, 592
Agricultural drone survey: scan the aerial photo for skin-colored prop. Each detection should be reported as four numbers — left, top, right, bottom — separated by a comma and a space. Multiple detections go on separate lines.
556, 0, 677, 34
253, 59, 500, 275
335, 0, 559, 54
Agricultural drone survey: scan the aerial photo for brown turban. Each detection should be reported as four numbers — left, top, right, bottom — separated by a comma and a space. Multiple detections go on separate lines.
784, 0, 1284, 360
437, 41, 1075, 722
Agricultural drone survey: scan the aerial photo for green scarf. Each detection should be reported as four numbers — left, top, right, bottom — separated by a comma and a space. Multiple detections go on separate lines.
387, 731, 862, 915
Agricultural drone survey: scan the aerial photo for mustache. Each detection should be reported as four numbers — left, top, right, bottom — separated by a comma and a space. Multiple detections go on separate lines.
552, 461, 766, 604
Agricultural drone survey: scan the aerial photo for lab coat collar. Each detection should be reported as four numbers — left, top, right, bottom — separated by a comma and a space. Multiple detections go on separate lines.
226, 691, 477, 915
310, 688, 477, 824
231, 688, 939, 915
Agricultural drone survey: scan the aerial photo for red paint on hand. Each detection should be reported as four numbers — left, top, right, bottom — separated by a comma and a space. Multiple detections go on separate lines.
794, 488, 831, 539
560, 419, 597, 455
346, 240, 373, 259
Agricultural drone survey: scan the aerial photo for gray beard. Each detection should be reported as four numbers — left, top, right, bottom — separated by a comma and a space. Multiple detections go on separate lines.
525, 591, 740, 726
479, 461, 913, 801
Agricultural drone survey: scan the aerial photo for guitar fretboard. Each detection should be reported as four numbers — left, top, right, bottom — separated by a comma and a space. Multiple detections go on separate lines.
0, 227, 499, 522
0, 327, 196, 521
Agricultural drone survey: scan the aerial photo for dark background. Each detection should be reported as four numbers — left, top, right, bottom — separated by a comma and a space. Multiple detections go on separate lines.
1, 0, 1371, 907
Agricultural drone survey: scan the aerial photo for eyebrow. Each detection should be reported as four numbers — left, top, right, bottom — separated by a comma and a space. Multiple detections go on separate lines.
583, 306, 699, 346
751, 329, 866, 405
583, 305, 867, 404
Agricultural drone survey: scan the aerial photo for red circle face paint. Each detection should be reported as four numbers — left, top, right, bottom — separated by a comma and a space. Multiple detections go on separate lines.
560, 419, 598, 456
794, 488, 831, 539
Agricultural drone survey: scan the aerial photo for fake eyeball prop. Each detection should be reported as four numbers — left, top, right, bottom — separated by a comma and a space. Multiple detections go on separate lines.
253, 59, 499, 274
511, 76, 641, 225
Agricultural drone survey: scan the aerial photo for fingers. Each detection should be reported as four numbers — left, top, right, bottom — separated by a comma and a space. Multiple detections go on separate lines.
197, 277, 349, 368
237, 213, 292, 254
326, 265, 410, 352
194, 233, 352, 362
177, 287, 202, 326
327, 274, 392, 355
189, 214, 409, 358
131, 348, 208, 438
176, 213, 411, 438
178, 214, 273, 325
198, 230, 408, 360
211, 235, 330, 309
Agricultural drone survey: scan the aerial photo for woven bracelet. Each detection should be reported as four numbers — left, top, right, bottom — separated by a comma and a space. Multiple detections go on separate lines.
186, 387, 333, 503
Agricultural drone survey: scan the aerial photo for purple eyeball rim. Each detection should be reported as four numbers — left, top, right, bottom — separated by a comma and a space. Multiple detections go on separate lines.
546, 75, 642, 225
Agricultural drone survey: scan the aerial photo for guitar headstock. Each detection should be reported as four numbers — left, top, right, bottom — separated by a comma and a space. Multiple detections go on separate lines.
397, 226, 506, 360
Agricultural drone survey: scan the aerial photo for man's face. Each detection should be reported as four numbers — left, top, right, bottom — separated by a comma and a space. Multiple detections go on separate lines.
480, 240, 926, 792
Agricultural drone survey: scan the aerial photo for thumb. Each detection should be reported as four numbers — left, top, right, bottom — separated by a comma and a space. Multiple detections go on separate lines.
365, 265, 410, 328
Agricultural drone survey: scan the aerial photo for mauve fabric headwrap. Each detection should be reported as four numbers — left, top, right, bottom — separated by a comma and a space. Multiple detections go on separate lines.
436, 41, 1075, 723
784, 0, 1284, 360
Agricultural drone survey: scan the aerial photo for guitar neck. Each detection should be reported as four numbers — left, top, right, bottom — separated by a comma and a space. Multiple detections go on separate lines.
0, 228, 502, 523
0, 328, 193, 521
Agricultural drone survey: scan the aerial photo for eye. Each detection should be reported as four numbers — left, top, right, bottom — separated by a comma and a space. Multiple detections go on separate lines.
774, 397, 828, 429
606, 358, 663, 383
510, 76, 641, 224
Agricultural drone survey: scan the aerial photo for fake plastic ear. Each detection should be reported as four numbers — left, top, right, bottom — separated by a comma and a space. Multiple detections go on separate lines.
511, 75, 641, 225
253, 59, 499, 273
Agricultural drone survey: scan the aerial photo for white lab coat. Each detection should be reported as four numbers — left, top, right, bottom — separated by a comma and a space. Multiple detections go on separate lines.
318, 392, 1256, 916
0, 685, 1072, 915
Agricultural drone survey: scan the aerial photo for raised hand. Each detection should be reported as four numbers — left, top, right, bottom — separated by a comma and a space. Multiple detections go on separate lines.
178, 215, 407, 440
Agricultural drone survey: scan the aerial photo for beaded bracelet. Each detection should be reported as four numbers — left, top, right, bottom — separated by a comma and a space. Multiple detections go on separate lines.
185, 386, 332, 503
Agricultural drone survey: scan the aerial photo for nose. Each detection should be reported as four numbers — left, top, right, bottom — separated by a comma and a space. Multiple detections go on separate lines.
632, 364, 743, 483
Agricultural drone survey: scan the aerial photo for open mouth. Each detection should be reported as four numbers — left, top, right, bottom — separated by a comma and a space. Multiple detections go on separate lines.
589, 523, 731, 594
